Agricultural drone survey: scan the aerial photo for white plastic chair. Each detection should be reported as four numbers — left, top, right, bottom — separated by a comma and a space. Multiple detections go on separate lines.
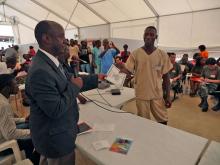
13, 159, 33, 165
0, 140, 24, 165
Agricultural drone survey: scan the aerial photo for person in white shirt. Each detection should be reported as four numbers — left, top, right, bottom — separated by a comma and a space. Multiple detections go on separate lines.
0, 74, 40, 164
0, 57, 17, 74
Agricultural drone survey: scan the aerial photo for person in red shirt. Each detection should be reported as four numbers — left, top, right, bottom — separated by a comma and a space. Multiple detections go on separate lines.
28, 46, 36, 57
198, 45, 208, 59
120, 44, 130, 63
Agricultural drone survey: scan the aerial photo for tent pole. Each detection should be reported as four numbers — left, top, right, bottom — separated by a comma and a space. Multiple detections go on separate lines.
65, 1, 79, 30
30, 0, 79, 28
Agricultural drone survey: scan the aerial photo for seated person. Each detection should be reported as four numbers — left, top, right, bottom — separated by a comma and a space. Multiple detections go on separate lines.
178, 54, 193, 83
198, 58, 220, 112
114, 56, 124, 67
190, 57, 206, 96
190, 53, 200, 66
210, 84, 220, 111
0, 74, 39, 164
168, 53, 181, 91
0, 56, 17, 75
21, 54, 32, 72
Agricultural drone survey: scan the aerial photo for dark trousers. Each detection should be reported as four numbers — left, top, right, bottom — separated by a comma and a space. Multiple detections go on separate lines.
40, 150, 75, 165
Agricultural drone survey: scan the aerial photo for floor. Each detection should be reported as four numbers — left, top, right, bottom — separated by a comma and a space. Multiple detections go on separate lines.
122, 94, 220, 142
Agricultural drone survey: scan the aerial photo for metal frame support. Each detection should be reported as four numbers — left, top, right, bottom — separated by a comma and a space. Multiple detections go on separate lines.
5, 3, 39, 22
143, 0, 159, 31
78, 0, 109, 24
0, 12, 34, 30
65, 1, 79, 30
30, 0, 79, 28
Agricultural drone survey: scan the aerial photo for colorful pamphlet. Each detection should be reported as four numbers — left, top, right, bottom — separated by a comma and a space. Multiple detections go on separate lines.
109, 137, 133, 155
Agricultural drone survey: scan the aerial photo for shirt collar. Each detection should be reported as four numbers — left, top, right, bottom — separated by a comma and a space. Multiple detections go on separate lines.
39, 48, 59, 67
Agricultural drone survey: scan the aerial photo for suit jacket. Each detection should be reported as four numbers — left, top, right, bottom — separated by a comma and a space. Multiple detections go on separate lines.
25, 50, 97, 158
62, 61, 98, 91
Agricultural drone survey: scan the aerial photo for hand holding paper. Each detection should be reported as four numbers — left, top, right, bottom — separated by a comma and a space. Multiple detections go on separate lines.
105, 64, 126, 89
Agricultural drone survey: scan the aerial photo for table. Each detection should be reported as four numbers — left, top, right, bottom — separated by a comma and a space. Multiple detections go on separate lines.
199, 141, 220, 165
81, 86, 135, 108
76, 102, 208, 165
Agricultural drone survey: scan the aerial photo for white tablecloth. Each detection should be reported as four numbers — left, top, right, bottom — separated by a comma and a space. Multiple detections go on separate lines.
81, 86, 135, 108
77, 102, 208, 165
199, 141, 220, 165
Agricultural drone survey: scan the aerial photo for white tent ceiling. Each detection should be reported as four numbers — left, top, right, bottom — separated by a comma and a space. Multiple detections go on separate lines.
0, 0, 220, 47
1, 0, 220, 29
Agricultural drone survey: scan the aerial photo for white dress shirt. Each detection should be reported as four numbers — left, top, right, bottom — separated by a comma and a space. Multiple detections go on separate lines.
39, 48, 59, 67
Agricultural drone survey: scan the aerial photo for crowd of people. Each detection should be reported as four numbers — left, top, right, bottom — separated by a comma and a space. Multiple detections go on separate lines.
167, 50, 220, 112
0, 20, 220, 165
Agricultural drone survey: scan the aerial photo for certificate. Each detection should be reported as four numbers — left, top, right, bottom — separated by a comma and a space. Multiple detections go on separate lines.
105, 64, 126, 89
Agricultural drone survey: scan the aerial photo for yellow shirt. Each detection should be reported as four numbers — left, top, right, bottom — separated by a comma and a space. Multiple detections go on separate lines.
69, 45, 79, 63
126, 48, 172, 100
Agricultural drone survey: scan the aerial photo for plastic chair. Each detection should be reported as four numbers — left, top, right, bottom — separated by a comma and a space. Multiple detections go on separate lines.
13, 159, 33, 165
0, 140, 24, 165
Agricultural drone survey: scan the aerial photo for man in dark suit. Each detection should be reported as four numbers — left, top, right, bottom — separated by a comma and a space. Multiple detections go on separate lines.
25, 20, 99, 165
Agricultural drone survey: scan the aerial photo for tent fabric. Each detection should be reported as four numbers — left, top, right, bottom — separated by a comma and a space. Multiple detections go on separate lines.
2, 0, 220, 28
0, 0, 220, 46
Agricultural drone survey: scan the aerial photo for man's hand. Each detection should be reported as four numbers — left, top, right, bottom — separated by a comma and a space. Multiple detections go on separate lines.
70, 76, 83, 88
77, 94, 87, 104
162, 73, 171, 108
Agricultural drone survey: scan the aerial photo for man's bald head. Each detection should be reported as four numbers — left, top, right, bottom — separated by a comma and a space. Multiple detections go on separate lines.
35, 20, 63, 47
34, 20, 66, 57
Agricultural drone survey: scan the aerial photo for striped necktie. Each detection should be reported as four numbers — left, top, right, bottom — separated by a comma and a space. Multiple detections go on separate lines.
58, 64, 67, 79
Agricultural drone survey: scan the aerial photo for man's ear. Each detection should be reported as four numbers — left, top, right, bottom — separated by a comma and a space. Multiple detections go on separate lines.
42, 33, 50, 45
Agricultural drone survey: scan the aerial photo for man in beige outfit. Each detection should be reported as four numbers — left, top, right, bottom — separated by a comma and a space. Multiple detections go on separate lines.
121, 26, 172, 125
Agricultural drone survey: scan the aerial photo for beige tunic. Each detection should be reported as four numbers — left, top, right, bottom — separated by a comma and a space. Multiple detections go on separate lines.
126, 48, 172, 100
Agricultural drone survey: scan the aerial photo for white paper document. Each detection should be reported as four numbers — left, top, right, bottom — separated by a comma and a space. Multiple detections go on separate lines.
105, 64, 126, 89
93, 124, 115, 132
92, 140, 110, 151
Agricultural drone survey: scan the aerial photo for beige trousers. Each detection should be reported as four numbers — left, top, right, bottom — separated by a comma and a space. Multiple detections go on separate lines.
136, 98, 168, 122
